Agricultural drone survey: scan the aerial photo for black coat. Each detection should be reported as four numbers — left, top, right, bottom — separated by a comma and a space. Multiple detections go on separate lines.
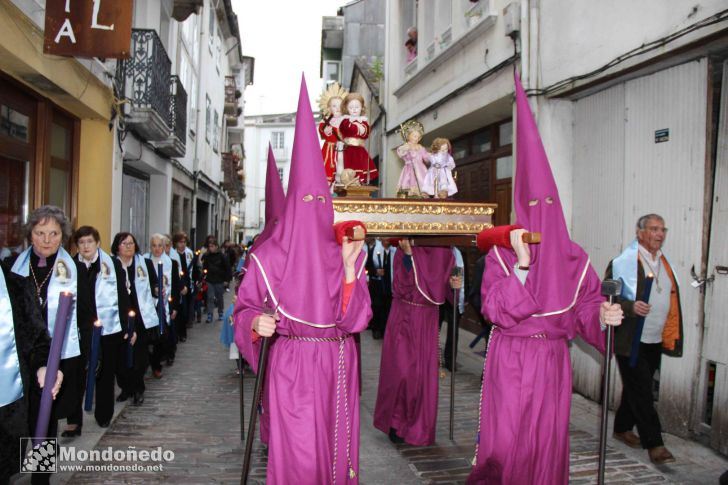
202, 251, 231, 284
0, 264, 51, 479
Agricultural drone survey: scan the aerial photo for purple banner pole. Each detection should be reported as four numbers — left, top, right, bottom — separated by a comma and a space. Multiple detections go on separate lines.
83, 320, 102, 411
34, 291, 73, 446
629, 274, 654, 368
157, 262, 166, 335
126, 311, 135, 368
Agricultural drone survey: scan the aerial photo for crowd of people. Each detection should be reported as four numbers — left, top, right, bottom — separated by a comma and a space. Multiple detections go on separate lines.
0, 74, 697, 485
0, 205, 244, 484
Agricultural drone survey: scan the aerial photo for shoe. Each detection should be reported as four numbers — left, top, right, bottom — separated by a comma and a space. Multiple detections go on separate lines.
116, 391, 130, 402
206, 313, 213, 323
388, 428, 404, 444
133, 392, 144, 406
613, 431, 641, 448
61, 426, 82, 438
97, 420, 110, 428
648, 446, 675, 465
153, 369, 163, 379
218, 313, 224, 321
166, 358, 174, 366
196, 316, 201, 324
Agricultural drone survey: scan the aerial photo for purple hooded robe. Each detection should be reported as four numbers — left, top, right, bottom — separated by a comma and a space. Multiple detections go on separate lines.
466, 74, 607, 484
244, 144, 286, 445
373, 247, 454, 446
233, 77, 371, 485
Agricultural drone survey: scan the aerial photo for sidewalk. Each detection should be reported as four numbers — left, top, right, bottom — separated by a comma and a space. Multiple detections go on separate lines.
22, 290, 724, 484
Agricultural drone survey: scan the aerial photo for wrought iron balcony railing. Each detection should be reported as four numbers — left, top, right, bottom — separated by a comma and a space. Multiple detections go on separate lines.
116, 29, 172, 142
153, 75, 188, 157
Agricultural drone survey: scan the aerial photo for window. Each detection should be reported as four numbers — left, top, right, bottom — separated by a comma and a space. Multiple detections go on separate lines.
271, 131, 284, 149
323, 61, 341, 86
278, 168, 284, 183
205, 95, 211, 143
213, 110, 219, 153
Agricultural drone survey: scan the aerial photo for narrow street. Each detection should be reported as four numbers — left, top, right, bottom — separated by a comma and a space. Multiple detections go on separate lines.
35, 292, 725, 484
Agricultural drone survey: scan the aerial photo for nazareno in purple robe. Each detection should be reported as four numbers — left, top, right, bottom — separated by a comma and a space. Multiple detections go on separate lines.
373, 247, 454, 446
466, 73, 607, 485
234, 76, 372, 485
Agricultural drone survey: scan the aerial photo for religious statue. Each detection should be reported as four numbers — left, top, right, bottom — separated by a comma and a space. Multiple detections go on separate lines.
339, 93, 378, 184
316, 83, 348, 186
396, 120, 428, 198
422, 137, 458, 198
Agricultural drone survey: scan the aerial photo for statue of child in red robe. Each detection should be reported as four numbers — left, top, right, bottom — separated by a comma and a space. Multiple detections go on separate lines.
339, 93, 378, 185
317, 83, 348, 186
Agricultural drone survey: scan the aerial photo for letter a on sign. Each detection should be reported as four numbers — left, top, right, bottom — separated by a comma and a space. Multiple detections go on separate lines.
44, 0, 133, 58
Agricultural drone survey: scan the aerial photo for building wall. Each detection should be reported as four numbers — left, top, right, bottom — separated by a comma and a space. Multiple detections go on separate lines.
382, 0, 516, 197
538, 1, 727, 89
241, 116, 294, 239
341, 0, 386, 89
0, 0, 114, 247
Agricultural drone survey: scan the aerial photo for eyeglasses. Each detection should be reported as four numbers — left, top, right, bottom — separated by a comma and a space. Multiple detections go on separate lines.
645, 226, 668, 234
120, 241, 136, 247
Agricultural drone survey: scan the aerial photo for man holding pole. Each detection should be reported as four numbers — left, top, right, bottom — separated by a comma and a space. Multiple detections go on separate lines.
466, 74, 623, 485
606, 214, 682, 465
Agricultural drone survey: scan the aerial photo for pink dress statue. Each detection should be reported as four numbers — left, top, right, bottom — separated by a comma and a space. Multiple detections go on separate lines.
396, 144, 428, 194
373, 246, 454, 446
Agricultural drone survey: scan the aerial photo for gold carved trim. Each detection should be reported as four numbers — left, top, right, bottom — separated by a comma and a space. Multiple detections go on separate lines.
332, 199, 496, 216
362, 221, 494, 234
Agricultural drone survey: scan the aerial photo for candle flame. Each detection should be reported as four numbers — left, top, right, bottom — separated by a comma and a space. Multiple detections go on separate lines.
128, 311, 136, 317
94, 319, 102, 328
647, 273, 654, 278
168, 297, 173, 302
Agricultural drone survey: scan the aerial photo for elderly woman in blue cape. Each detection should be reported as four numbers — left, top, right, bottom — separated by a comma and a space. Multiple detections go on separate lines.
9, 205, 81, 478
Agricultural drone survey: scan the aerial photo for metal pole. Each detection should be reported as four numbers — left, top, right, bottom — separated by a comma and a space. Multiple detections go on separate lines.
241, 337, 270, 485
598, 320, 613, 484
598, 278, 621, 484
239, 352, 245, 442
449, 288, 458, 441
449, 267, 461, 441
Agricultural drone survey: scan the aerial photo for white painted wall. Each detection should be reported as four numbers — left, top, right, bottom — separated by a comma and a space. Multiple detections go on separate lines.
538, 0, 726, 89
570, 60, 708, 437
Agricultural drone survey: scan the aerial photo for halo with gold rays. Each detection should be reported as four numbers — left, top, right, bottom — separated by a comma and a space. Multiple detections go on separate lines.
317, 82, 349, 117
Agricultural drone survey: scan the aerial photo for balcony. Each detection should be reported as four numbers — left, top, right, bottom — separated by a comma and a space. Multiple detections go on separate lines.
222, 152, 245, 201
152, 76, 188, 157
117, 29, 172, 142
171, 0, 204, 22
224, 76, 240, 115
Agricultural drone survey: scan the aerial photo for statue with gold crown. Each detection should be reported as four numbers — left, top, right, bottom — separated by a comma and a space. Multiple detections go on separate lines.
317, 83, 348, 186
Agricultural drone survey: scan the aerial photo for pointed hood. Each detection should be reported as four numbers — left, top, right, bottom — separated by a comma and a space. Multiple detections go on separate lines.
505, 72, 589, 314
258, 143, 286, 244
242, 145, 286, 273
247, 76, 365, 326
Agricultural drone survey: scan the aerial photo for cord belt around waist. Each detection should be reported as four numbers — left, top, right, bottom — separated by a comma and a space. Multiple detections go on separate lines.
343, 137, 365, 147
286, 334, 352, 343
402, 299, 435, 308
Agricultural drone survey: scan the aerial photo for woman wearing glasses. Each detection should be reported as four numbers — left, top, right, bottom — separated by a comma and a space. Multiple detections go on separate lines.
111, 233, 159, 407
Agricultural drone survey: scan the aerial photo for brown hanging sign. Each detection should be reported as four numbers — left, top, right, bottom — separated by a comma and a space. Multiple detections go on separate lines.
43, 0, 133, 58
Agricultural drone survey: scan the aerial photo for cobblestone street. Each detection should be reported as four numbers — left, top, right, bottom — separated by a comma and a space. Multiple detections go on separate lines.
27, 293, 724, 484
